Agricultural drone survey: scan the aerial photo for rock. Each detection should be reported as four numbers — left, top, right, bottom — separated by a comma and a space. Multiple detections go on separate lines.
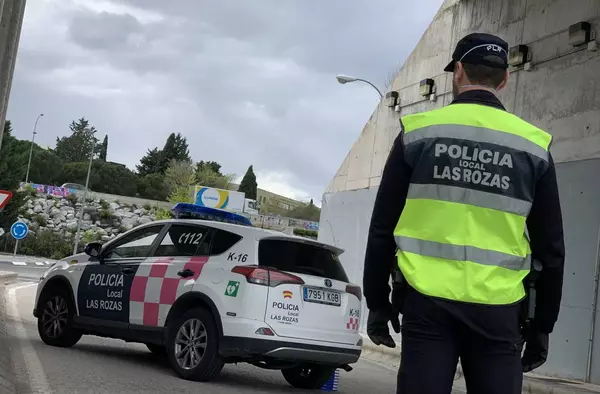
83, 213, 92, 221
66, 221, 78, 230
138, 216, 153, 225
101, 235, 110, 241
53, 218, 62, 225
26, 208, 34, 215
134, 209, 142, 215
47, 223, 55, 229
50, 207, 61, 217
110, 202, 120, 210
66, 213, 75, 220
33, 205, 43, 213
58, 214, 67, 222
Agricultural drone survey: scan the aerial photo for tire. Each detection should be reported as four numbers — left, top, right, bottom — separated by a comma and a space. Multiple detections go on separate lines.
281, 365, 336, 390
146, 344, 166, 356
166, 307, 224, 382
37, 285, 82, 348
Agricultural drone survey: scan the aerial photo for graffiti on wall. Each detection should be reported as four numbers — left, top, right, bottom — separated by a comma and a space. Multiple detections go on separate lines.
19, 182, 76, 198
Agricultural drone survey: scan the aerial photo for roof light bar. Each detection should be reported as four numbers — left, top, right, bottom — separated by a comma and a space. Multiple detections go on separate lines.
171, 203, 253, 226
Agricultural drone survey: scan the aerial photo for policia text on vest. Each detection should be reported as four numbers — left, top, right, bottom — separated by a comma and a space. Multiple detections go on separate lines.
432, 143, 512, 190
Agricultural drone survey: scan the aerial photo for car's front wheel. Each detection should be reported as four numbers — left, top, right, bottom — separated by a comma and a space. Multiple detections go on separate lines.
281, 364, 336, 390
166, 307, 224, 381
37, 286, 82, 347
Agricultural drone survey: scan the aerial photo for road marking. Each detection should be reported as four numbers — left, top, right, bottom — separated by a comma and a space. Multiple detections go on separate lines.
13, 261, 27, 266
7, 283, 52, 393
35, 262, 44, 266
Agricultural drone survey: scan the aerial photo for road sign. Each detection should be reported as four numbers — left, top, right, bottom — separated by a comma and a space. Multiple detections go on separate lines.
10, 221, 28, 240
0, 190, 13, 210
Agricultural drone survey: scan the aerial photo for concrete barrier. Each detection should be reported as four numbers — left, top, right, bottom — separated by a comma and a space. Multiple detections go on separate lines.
0, 271, 17, 394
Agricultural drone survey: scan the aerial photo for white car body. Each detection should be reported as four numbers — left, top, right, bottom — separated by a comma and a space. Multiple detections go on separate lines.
34, 219, 362, 373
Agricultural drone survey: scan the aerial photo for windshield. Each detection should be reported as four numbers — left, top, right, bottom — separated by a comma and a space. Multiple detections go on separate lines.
258, 239, 349, 282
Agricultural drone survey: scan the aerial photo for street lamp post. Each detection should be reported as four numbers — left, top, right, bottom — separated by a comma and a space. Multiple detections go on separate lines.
25, 113, 44, 184
73, 129, 97, 255
336, 74, 384, 99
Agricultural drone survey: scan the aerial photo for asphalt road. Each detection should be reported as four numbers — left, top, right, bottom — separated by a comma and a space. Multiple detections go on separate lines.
5, 281, 406, 394
0, 262, 47, 281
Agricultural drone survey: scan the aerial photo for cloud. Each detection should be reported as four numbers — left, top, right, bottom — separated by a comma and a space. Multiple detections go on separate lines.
8, 0, 442, 203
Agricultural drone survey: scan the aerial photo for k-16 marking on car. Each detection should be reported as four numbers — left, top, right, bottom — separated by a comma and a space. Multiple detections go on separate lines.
33, 204, 363, 389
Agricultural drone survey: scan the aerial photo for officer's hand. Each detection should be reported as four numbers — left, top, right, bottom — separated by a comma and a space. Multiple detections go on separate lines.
367, 303, 401, 348
522, 330, 549, 373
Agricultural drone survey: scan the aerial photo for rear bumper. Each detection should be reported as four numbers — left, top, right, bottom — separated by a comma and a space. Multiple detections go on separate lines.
220, 336, 362, 365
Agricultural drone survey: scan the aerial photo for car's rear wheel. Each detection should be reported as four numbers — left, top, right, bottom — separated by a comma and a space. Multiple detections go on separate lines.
146, 344, 166, 356
281, 364, 336, 389
166, 307, 224, 381
37, 286, 82, 347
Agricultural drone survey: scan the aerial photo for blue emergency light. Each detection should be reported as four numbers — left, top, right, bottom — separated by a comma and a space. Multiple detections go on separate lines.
171, 203, 253, 227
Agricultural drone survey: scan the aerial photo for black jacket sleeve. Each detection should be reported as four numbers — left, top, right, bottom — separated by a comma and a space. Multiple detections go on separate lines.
526, 153, 565, 334
363, 123, 413, 312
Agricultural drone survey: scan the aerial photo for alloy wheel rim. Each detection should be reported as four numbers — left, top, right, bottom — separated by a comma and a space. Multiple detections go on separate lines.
42, 295, 68, 338
174, 318, 207, 370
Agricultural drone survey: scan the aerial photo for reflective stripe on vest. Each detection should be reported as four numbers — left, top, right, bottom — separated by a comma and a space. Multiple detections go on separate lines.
394, 103, 552, 305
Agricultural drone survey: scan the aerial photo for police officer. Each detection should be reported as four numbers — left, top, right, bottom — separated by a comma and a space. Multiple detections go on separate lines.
363, 32, 565, 394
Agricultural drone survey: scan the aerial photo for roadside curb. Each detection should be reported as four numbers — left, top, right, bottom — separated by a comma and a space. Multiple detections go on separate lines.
0, 274, 17, 394
359, 333, 600, 393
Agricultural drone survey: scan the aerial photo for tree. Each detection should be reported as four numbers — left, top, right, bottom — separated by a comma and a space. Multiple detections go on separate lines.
196, 161, 222, 175
162, 133, 190, 164
55, 118, 100, 163
287, 200, 321, 222
195, 162, 235, 190
99, 135, 108, 161
136, 147, 163, 176
57, 161, 139, 197
0, 120, 26, 233
238, 165, 258, 200
164, 160, 195, 203
136, 133, 190, 176
137, 173, 169, 201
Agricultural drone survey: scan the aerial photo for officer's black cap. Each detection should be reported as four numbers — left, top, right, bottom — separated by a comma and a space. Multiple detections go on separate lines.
444, 33, 509, 72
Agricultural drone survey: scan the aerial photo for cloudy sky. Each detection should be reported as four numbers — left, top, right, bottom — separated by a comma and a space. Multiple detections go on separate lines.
8, 0, 442, 204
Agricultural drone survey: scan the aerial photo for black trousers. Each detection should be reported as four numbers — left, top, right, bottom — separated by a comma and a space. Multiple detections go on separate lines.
397, 288, 524, 394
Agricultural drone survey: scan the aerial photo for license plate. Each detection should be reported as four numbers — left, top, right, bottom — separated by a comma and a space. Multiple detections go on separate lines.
303, 287, 341, 306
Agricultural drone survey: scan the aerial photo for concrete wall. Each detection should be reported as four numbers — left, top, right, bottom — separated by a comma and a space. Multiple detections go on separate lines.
320, 0, 600, 383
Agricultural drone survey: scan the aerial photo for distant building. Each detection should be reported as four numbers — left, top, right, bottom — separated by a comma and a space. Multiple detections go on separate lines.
229, 184, 305, 213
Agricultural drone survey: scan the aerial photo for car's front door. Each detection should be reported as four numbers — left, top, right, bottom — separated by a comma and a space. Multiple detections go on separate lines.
76, 224, 166, 328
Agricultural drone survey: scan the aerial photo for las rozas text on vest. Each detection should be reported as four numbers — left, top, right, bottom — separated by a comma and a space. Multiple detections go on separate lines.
433, 143, 513, 191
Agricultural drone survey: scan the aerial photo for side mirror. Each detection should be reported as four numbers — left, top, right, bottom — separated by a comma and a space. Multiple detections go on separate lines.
84, 242, 102, 258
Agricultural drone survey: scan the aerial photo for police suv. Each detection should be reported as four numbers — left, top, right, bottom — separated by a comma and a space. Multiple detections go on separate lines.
33, 204, 362, 389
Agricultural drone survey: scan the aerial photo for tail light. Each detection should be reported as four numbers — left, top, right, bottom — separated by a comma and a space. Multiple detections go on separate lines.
232, 265, 305, 287
346, 284, 362, 301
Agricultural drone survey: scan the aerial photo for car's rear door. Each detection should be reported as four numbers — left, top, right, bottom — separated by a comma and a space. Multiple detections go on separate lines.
259, 237, 362, 345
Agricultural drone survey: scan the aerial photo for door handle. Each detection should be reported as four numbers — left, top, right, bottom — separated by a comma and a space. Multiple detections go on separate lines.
121, 267, 136, 274
177, 269, 195, 278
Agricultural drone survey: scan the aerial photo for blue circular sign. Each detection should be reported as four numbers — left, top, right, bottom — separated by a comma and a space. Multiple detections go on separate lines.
10, 221, 28, 240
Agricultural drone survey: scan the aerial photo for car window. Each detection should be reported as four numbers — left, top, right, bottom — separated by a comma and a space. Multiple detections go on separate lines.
258, 239, 349, 282
153, 224, 213, 257
211, 229, 242, 255
103, 226, 163, 260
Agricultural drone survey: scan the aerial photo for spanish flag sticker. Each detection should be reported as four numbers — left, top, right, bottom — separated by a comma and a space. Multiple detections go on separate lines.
282, 290, 293, 299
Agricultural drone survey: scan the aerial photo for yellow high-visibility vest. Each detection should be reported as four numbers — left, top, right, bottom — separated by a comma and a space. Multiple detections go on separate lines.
395, 103, 552, 305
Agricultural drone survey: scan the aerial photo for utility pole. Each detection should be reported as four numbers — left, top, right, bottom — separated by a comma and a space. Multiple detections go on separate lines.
0, 0, 27, 151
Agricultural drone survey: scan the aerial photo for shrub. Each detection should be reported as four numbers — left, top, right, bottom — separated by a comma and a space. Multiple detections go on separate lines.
34, 214, 47, 227
293, 228, 318, 239
66, 194, 78, 206
19, 230, 73, 260
155, 208, 173, 220
99, 199, 110, 210
143, 203, 152, 211
99, 209, 114, 220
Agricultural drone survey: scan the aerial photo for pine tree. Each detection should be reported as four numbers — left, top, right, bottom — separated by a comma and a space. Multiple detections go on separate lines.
238, 165, 258, 200
0, 120, 26, 232
136, 133, 190, 176
55, 118, 99, 163
99, 135, 108, 161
